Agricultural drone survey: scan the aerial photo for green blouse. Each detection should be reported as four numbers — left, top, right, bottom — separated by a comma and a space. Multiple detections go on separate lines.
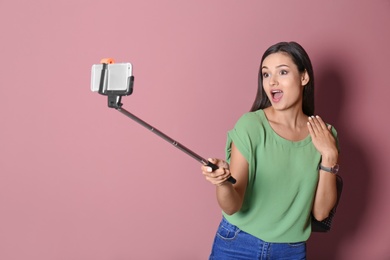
223, 109, 338, 243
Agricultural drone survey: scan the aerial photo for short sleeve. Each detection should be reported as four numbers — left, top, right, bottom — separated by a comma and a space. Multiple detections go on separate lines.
225, 112, 260, 164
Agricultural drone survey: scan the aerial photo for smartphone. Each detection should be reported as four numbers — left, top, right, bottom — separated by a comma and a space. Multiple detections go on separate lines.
91, 62, 133, 94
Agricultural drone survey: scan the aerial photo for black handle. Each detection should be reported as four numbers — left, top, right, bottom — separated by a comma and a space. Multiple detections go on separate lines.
206, 161, 237, 184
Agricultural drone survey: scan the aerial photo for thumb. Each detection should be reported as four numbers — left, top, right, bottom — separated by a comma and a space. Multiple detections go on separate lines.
208, 158, 217, 164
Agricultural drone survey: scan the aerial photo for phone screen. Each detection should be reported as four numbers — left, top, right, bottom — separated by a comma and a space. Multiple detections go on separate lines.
91, 63, 133, 93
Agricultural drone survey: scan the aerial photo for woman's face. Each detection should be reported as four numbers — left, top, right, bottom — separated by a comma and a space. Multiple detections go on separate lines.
261, 52, 309, 112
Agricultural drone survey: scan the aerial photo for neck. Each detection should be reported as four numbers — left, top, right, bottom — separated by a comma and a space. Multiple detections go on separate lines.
265, 106, 307, 129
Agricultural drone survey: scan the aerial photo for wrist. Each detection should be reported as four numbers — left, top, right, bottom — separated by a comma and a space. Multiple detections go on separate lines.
321, 153, 338, 167
319, 163, 340, 174
320, 160, 338, 168
216, 180, 233, 187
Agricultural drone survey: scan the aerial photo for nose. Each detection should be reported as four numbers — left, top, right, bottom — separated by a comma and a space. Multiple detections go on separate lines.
269, 75, 278, 86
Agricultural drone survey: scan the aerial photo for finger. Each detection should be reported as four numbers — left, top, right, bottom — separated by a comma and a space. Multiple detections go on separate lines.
309, 116, 322, 131
314, 115, 327, 130
207, 166, 225, 178
201, 164, 212, 173
202, 169, 217, 179
210, 157, 231, 170
307, 121, 319, 139
310, 116, 327, 134
221, 160, 229, 169
308, 116, 320, 135
307, 120, 315, 135
223, 169, 231, 180
209, 157, 225, 168
205, 169, 228, 183
218, 167, 227, 176
208, 158, 217, 164
215, 170, 232, 185
210, 167, 221, 177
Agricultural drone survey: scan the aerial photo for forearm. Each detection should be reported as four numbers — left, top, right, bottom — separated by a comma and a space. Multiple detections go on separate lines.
202, 143, 248, 215
312, 156, 338, 220
216, 182, 243, 215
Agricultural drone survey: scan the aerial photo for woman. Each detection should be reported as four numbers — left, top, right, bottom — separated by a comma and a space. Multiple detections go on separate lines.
201, 42, 339, 259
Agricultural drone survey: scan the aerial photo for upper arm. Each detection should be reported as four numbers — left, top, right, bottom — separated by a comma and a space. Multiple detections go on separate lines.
229, 141, 249, 202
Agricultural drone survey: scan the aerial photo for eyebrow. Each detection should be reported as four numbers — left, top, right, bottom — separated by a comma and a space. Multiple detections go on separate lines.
261, 64, 290, 70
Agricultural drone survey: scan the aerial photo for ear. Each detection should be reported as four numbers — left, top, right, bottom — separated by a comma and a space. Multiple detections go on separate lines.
301, 70, 309, 86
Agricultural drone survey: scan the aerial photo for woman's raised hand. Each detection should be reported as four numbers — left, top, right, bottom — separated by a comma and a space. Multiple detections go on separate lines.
201, 158, 232, 186
307, 115, 338, 164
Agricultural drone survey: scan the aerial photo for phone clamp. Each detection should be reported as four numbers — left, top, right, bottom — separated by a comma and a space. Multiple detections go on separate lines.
98, 62, 134, 109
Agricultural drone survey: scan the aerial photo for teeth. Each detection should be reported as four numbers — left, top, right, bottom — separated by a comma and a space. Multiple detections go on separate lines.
271, 90, 283, 99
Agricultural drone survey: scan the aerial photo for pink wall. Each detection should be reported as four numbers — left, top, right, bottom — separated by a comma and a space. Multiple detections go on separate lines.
1, 1, 389, 259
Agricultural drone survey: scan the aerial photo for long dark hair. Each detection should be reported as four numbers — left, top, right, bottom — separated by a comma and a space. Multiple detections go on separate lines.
250, 41, 315, 116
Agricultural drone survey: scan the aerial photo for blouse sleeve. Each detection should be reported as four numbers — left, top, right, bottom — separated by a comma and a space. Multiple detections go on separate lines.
225, 112, 260, 164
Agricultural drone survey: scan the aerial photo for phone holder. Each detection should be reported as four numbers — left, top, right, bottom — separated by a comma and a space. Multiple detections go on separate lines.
98, 61, 134, 109
97, 59, 236, 184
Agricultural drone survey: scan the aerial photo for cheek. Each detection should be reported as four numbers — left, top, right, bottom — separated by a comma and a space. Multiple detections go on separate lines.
262, 85, 273, 99
290, 87, 305, 100
262, 78, 268, 86
285, 77, 303, 89
262, 80, 269, 91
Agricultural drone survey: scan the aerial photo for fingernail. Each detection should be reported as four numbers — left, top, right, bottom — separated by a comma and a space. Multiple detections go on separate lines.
207, 167, 212, 172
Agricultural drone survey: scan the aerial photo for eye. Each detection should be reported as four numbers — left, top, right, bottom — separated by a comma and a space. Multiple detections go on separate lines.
280, 70, 288, 75
262, 72, 269, 78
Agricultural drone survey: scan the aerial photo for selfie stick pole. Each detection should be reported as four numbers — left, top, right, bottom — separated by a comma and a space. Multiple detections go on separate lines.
99, 62, 236, 184
116, 105, 236, 184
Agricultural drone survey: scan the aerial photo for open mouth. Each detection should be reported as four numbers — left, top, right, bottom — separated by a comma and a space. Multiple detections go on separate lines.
271, 89, 283, 100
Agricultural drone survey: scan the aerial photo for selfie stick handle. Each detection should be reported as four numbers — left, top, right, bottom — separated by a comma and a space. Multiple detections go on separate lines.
116, 107, 236, 184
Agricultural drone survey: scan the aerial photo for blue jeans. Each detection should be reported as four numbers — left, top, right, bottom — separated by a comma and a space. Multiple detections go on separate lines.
209, 218, 306, 260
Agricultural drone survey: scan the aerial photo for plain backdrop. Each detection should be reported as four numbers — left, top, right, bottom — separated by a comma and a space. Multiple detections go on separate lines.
1, 0, 389, 259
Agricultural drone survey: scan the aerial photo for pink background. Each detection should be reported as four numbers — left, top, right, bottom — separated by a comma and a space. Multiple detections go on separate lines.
1, 0, 389, 259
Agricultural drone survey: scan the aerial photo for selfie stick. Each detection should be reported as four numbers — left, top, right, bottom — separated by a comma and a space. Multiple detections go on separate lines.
98, 60, 236, 184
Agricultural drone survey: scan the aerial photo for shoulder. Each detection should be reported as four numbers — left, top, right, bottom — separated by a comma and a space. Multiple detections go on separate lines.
235, 110, 266, 128
326, 123, 338, 138
331, 125, 338, 136
232, 110, 267, 137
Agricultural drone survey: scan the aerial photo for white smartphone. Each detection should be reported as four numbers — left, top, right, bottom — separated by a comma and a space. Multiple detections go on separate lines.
91, 62, 133, 94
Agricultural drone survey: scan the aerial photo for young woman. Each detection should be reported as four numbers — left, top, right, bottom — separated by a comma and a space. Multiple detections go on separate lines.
201, 42, 339, 259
